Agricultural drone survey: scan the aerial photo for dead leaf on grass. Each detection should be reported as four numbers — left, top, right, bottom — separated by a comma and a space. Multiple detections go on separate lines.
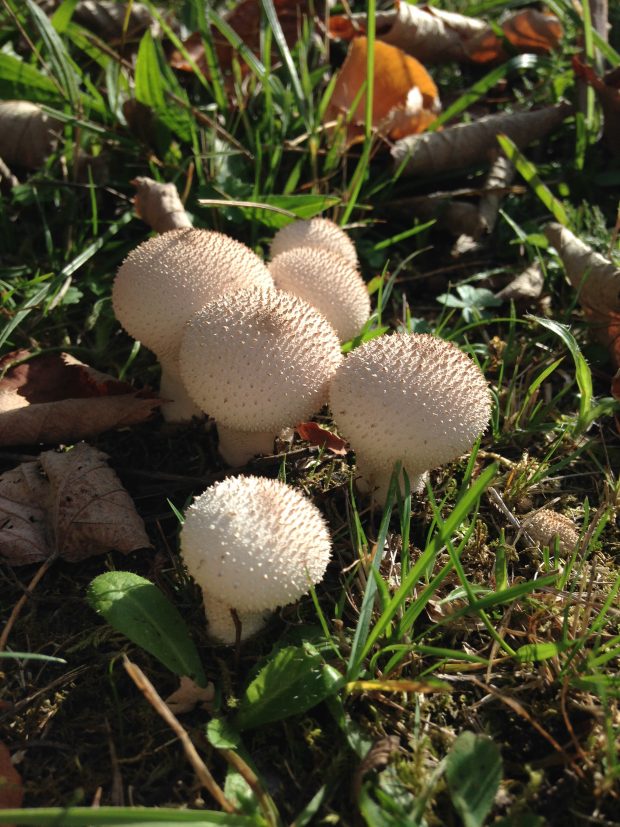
329, 4, 562, 65
0, 442, 151, 565
0, 350, 160, 447
133, 176, 192, 233
165, 676, 215, 714
327, 36, 440, 141
392, 104, 572, 177
0, 101, 61, 169
496, 261, 544, 301
0, 741, 23, 816
296, 422, 348, 455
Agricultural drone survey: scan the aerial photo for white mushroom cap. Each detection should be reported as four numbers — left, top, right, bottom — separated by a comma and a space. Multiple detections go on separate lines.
521, 509, 579, 554
180, 475, 332, 643
329, 333, 492, 502
269, 246, 371, 342
270, 218, 358, 266
179, 287, 343, 464
113, 228, 273, 361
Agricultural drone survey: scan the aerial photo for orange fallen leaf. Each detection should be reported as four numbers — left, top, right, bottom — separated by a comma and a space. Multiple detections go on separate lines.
467, 9, 563, 64
0, 350, 160, 447
392, 104, 571, 177
0, 442, 151, 565
0, 742, 23, 818
573, 58, 620, 156
296, 422, 348, 455
132, 176, 192, 233
327, 36, 440, 140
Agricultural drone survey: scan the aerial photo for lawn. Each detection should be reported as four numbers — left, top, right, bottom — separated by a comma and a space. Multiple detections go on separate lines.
0, 0, 619, 825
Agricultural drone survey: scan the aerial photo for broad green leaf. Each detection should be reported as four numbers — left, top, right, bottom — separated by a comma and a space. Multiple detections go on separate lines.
235, 643, 344, 730
0, 808, 255, 826
206, 718, 241, 750
87, 572, 206, 686
25, 0, 80, 108
445, 732, 502, 827
230, 195, 340, 229
0, 53, 61, 104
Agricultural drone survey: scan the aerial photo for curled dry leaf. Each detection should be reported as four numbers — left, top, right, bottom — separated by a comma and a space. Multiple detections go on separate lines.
133, 176, 192, 233
0, 442, 151, 565
0, 350, 160, 447
0, 101, 60, 169
496, 261, 544, 301
573, 58, 620, 156
329, 4, 562, 65
165, 677, 215, 714
545, 223, 620, 368
327, 36, 440, 141
392, 103, 572, 177
0, 741, 23, 814
296, 422, 348, 455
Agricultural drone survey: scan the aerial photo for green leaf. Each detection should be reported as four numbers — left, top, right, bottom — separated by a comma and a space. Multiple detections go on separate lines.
0, 53, 61, 104
446, 732, 502, 827
515, 640, 574, 663
235, 643, 344, 730
228, 195, 340, 230
206, 718, 241, 750
87, 572, 207, 686
25, 0, 80, 108
0, 808, 256, 826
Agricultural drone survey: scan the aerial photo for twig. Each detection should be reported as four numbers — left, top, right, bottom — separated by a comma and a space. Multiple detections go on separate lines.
123, 656, 236, 814
0, 557, 55, 652
218, 747, 281, 827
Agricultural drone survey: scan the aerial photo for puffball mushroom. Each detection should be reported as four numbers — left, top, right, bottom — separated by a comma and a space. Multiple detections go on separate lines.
270, 217, 359, 266
329, 332, 492, 503
179, 286, 343, 466
179, 475, 332, 643
521, 509, 579, 554
269, 246, 371, 342
112, 229, 273, 421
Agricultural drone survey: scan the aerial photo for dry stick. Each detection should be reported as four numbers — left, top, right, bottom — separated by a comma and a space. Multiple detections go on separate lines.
217, 748, 280, 827
0, 556, 55, 652
123, 656, 236, 814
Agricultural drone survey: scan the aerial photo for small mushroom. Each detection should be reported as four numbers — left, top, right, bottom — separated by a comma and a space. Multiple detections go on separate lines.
521, 509, 579, 554
269, 246, 371, 342
329, 332, 493, 503
112, 229, 273, 421
179, 475, 332, 643
270, 217, 358, 266
179, 287, 343, 465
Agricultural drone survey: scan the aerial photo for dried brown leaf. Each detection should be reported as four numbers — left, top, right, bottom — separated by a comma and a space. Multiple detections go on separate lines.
496, 261, 544, 301
544, 223, 620, 316
0, 742, 23, 817
392, 104, 572, 177
329, 5, 562, 65
0, 101, 60, 169
0, 350, 160, 447
327, 36, 440, 140
296, 422, 348, 455
132, 176, 192, 233
165, 677, 215, 714
573, 58, 620, 156
0, 443, 151, 565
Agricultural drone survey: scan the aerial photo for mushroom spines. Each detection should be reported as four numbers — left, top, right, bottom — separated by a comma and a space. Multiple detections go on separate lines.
330, 332, 492, 476
270, 217, 358, 266
180, 475, 332, 614
179, 287, 343, 431
269, 246, 371, 342
112, 228, 273, 358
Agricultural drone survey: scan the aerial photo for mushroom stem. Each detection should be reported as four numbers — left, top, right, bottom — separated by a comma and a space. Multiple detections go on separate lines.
159, 357, 203, 423
202, 590, 271, 644
355, 458, 428, 504
216, 425, 278, 467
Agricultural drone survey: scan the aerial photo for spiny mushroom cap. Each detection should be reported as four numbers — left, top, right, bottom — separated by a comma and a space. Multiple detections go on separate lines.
521, 509, 579, 553
112, 228, 273, 360
270, 218, 358, 266
330, 333, 492, 477
269, 246, 371, 342
179, 287, 343, 432
180, 475, 332, 612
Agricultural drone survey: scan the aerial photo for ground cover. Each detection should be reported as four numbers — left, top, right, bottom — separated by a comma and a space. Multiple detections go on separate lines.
0, 0, 619, 824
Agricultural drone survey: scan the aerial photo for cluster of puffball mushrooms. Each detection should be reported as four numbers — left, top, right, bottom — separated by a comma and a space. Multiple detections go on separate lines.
112, 218, 492, 643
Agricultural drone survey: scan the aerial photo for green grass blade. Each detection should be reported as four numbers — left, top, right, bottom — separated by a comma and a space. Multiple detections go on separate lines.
24, 0, 80, 108
0, 809, 254, 826
260, 0, 308, 128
